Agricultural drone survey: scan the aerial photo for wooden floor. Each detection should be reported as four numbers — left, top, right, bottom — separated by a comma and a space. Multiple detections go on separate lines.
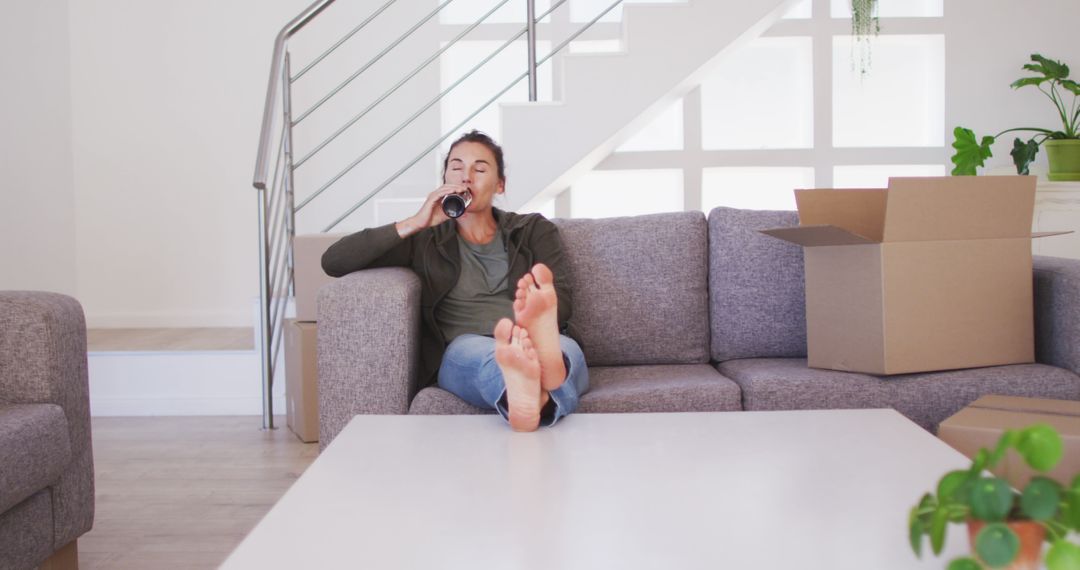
87, 328, 255, 352
79, 416, 317, 570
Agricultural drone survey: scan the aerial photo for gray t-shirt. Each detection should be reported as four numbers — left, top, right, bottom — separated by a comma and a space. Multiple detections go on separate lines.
435, 229, 514, 341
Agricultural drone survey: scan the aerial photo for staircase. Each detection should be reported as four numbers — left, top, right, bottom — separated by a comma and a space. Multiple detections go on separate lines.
501, 0, 795, 210
251, 0, 797, 427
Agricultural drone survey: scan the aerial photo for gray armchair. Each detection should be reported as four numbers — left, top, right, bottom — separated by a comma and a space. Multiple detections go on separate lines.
0, 292, 95, 570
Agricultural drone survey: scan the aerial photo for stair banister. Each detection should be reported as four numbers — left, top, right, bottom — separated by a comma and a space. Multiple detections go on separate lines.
253, 0, 336, 191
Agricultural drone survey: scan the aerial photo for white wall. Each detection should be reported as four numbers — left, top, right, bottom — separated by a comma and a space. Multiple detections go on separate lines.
62, 0, 438, 327
946, 0, 1080, 175
0, 1, 77, 296
4, 0, 1079, 327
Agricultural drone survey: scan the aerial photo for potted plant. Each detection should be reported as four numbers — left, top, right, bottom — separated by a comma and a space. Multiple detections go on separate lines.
952, 54, 1080, 181
909, 424, 1080, 569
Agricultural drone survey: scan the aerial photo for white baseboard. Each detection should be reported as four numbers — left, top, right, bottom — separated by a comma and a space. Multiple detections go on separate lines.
88, 349, 286, 416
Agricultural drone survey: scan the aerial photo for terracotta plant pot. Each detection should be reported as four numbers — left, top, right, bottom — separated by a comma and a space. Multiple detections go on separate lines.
967, 519, 1046, 570
1044, 139, 1080, 181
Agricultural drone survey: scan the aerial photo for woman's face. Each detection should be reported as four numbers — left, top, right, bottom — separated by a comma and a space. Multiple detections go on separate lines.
444, 141, 504, 214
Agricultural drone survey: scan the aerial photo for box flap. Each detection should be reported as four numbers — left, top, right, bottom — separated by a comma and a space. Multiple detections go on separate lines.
760, 225, 876, 247
969, 395, 1080, 417
1033, 231, 1074, 239
795, 189, 887, 242
882, 176, 1036, 242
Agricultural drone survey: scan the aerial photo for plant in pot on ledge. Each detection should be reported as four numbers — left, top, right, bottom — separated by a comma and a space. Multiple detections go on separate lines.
909, 424, 1080, 569
952, 54, 1080, 181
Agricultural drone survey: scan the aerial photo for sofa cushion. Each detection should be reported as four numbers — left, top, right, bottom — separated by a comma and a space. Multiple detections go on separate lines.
708, 207, 807, 361
0, 403, 72, 513
409, 364, 740, 415
578, 364, 741, 413
554, 212, 710, 366
719, 358, 1080, 431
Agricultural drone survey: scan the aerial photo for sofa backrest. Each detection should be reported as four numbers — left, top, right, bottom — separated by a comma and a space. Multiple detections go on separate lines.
554, 211, 710, 366
708, 207, 807, 361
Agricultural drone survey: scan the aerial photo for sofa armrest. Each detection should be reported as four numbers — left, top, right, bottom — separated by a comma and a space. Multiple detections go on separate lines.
1033, 255, 1080, 376
317, 268, 421, 449
0, 291, 94, 548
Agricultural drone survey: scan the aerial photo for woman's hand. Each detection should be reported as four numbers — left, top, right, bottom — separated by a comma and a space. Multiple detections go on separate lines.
395, 184, 468, 238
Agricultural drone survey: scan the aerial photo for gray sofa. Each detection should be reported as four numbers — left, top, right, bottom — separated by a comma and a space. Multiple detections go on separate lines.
316, 208, 1080, 448
0, 292, 95, 570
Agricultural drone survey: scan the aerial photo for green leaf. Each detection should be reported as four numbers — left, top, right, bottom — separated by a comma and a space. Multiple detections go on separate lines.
951, 127, 995, 176
969, 478, 1014, 522
947, 557, 983, 570
909, 503, 927, 556
975, 523, 1020, 568
1010, 138, 1040, 175
931, 507, 950, 555
1062, 79, 1080, 96
939, 470, 973, 504
1062, 489, 1080, 530
1016, 424, 1063, 471
1031, 54, 1069, 80
1047, 541, 1080, 570
1021, 477, 1062, 520
1012, 77, 1047, 89
1023, 62, 1048, 75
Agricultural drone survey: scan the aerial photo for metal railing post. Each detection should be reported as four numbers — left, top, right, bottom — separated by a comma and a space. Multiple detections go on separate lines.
283, 53, 297, 300
256, 184, 274, 430
527, 0, 537, 101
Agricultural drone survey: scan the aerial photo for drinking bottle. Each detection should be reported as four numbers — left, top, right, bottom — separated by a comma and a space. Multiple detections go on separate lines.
441, 190, 472, 218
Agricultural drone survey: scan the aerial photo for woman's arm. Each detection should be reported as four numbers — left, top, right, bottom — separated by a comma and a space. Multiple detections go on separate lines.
321, 223, 414, 277
321, 183, 468, 277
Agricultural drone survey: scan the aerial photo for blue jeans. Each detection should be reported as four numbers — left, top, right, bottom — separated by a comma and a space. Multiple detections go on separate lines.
438, 334, 589, 427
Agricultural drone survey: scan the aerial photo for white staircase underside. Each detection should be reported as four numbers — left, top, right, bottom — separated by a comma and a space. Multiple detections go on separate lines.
500, 0, 798, 211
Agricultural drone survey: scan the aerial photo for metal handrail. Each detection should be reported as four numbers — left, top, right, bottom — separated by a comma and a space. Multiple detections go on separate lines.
291, 0, 397, 83
253, 0, 338, 190
292, 0, 457, 126
323, 0, 623, 231
254, 0, 627, 430
297, 0, 548, 212
293, 0, 513, 171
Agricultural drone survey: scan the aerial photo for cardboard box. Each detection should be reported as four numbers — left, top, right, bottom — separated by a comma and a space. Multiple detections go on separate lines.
284, 319, 319, 443
938, 395, 1080, 489
762, 176, 1066, 375
293, 233, 345, 322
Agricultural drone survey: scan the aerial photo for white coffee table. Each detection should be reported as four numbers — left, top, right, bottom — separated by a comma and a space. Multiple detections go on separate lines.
222, 409, 971, 569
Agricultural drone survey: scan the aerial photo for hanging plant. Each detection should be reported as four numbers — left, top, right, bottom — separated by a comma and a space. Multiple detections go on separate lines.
851, 0, 880, 75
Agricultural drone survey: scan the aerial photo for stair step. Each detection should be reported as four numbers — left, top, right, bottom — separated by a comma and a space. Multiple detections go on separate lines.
88, 327, 255, 352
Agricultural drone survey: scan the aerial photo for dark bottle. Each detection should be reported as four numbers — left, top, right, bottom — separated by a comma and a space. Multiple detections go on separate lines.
441, 191, 472, 218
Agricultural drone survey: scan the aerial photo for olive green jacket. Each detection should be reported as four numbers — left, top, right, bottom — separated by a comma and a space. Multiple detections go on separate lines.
321, 208, 573, 388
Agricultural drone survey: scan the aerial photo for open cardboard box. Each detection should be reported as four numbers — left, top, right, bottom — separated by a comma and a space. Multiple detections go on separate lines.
762, 176, 1068, 375
939, 395, 1080, 489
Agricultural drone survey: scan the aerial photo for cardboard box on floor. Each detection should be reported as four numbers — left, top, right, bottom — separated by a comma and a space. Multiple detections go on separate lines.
284, 319, 319, 443
293, 233, 346, 322
762, 176, 1068, 375
939, 395, 1080, 489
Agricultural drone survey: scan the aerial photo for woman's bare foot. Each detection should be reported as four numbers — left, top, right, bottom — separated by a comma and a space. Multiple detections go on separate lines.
513, 263, 567, 392
494, 318, 543, 432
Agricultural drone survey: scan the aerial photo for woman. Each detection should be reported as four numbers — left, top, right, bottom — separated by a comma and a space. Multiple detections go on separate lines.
321, 131, 589, 432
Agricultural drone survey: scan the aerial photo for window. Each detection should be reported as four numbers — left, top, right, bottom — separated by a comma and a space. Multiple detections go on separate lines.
570, 169, 683, 218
